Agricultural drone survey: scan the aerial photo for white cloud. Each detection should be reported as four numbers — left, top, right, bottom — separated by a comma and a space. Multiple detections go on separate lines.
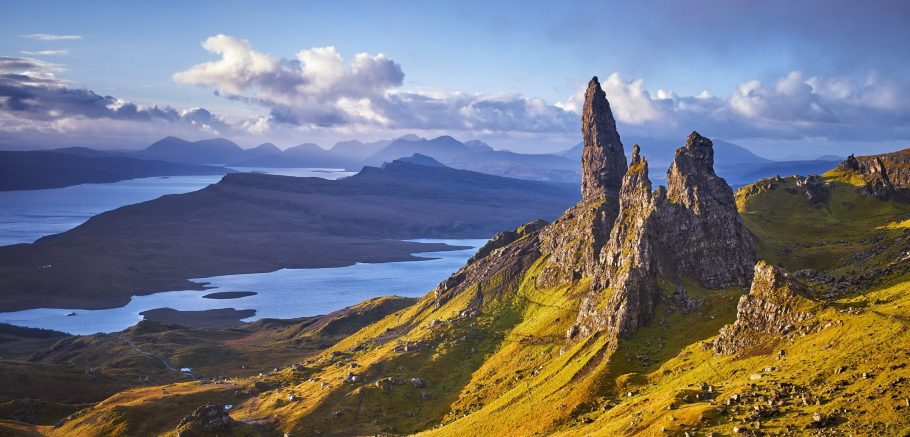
21, 34, 83, 41
19, 50, 70, 56
173, 35, 573, 134
558, 70, 910, 143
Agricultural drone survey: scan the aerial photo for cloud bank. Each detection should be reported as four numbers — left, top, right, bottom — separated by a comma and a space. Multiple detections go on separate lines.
557, 71, 910, 144
173, 35, 577, 136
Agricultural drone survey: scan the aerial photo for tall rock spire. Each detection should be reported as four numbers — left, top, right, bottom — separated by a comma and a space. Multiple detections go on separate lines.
581, 76, 627, 200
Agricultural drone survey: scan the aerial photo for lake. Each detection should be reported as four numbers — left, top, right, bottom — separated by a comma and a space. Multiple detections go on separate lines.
0, 168, 355, 246
0, 239, 484, 335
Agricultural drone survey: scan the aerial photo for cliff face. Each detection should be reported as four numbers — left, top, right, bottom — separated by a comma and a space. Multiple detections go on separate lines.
713, 261, 816, 355
656, 132, 756, 289
573, 133, 755, 339
580, 76, 627, 200
574, 145, 661, 338
537, 76, 627, 286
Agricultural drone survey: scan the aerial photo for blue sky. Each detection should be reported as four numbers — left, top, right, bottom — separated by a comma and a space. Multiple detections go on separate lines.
1, 0, 909, 158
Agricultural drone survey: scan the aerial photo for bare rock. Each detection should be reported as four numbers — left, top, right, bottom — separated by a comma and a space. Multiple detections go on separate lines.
714, 261, 816, 355
581, 76, 627, 200
576, 133, 755, 339
175, 404, 234, 436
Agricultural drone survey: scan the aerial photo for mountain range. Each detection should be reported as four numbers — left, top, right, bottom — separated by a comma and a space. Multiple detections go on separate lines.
30, 133, 842, 187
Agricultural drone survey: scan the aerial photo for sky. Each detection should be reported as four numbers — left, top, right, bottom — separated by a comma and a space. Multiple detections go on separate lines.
1, 0, 909, 159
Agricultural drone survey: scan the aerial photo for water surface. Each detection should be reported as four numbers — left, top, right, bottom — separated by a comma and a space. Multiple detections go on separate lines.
0, 239, 485, 335
0, 168, 354, 246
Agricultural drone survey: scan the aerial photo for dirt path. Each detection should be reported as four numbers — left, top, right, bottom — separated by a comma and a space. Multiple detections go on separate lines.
122, 337, 185, 374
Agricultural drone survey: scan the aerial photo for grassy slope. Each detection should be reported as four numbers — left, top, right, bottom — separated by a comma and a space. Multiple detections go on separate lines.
39, 170, 910, 436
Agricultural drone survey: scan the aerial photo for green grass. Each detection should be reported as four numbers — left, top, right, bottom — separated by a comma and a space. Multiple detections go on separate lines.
30, 168, 910, 436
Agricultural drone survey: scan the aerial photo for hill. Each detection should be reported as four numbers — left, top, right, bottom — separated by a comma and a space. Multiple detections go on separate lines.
0, 150, 230, 191
32, 76, 910, 437
0, 157, 579, 312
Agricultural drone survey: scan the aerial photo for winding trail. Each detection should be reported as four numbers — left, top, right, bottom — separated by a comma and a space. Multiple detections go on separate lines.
122, 337, 186, 374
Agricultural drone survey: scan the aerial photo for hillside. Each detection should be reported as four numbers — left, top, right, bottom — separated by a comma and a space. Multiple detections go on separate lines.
4, 78, 910, 436
0, 157, 579, 312
0, 150, 230, 191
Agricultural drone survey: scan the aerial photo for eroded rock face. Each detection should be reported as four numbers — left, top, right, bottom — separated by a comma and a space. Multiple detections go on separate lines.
574, 145, 661, 338
573, 133, 755, 339
657, 132, 756, 289
434, 221, 544, 310
537, 77, 627, 287
713, 261, 816, 355
581, 76, 627, 201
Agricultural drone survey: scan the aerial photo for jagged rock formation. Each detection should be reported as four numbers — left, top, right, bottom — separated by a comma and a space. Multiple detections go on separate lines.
581, 76, 627, 200
573, 133, 755, 339
655, 132, 756, 289
843, 149, 910, 189
793, 174, 829, 204
713, 261, 816, 355
536, 77, 627, 286
575, 145, 660, 337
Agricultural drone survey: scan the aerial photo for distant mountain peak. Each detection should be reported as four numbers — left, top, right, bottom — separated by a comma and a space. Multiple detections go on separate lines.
391, 153, 447, 168
396, 134, 425, 142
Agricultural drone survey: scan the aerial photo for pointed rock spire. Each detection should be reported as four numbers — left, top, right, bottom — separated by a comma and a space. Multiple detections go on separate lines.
581, 76, 627, 200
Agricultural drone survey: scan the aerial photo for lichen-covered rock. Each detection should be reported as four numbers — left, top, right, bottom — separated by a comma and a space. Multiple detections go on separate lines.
574, 145, 660, 338
536, 198, 613, 288
713, 261, 816, 355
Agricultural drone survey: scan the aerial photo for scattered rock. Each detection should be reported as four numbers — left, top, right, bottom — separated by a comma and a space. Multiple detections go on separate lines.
175, 404, 234, 436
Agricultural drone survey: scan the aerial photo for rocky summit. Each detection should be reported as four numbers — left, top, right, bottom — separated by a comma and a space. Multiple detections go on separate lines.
573, 132, 755, 339
580, 76, 628, 201
9, 80, 910, 437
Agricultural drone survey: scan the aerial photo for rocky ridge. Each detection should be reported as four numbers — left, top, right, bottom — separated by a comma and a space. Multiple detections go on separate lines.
839, 151, 910, 199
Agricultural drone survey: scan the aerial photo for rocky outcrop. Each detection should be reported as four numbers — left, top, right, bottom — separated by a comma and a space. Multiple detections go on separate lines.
174, 404, 234, 436
434, 221, 544, 310
574, 145, 661, 337
713, 261, 816, 355
839, 150, 910, 198
581, 76, 627, 201
838, 149, 910, 190
537, 77, 627, 287
468, 220, 547, 265
572, 133, 755, 339
656, 132, 756, 289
